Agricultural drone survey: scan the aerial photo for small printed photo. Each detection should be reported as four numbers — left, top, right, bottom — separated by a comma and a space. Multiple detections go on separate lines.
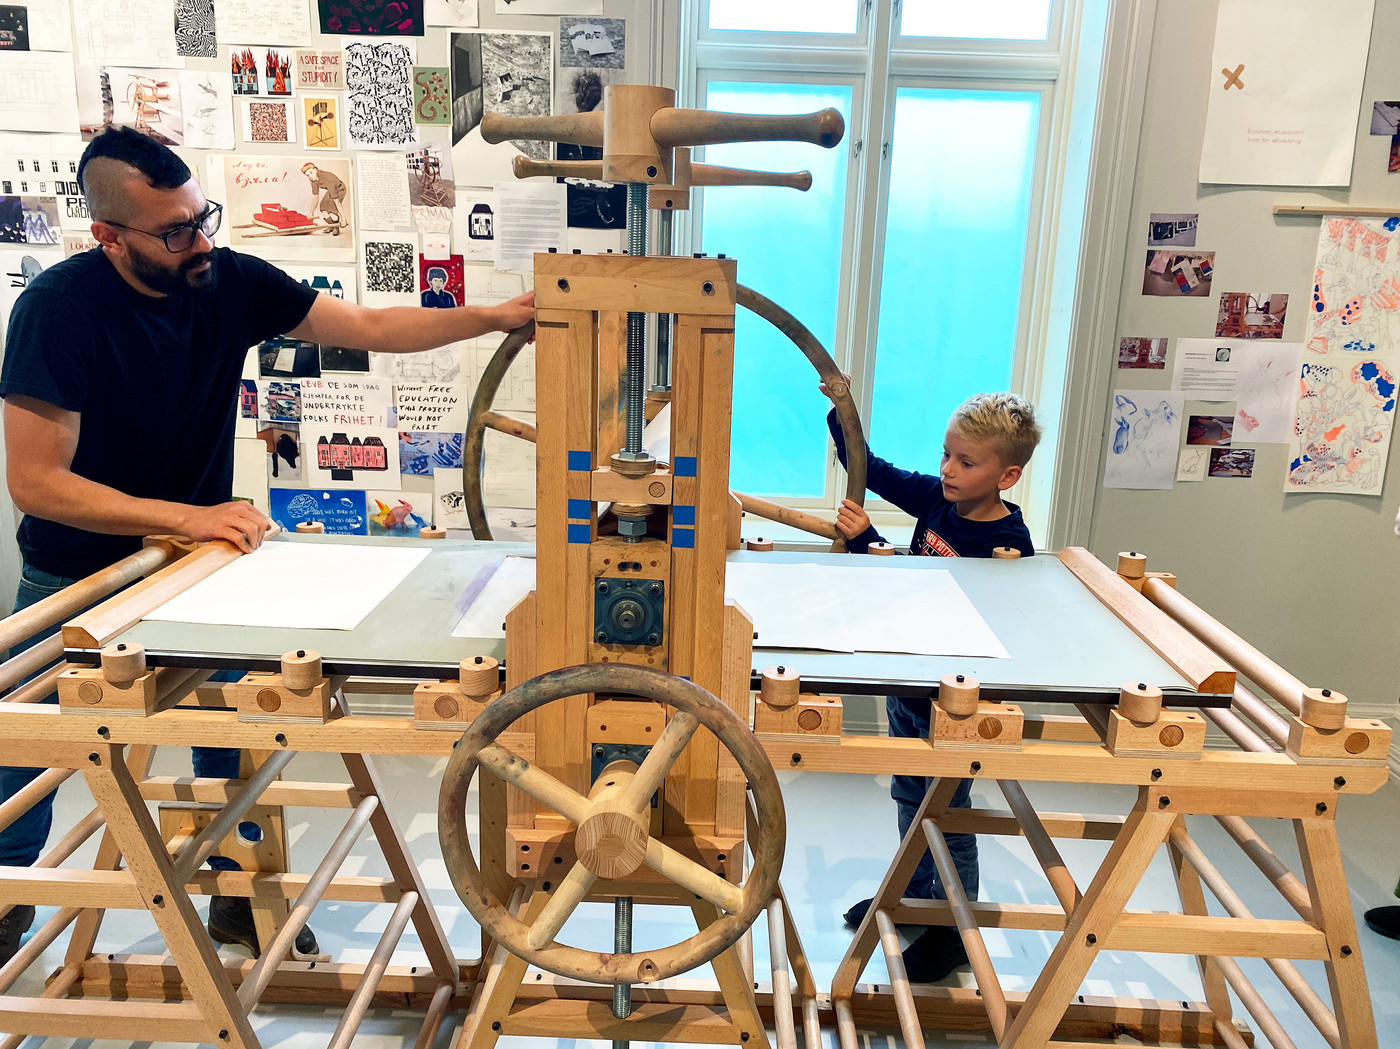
1390, 135, 1400, 174
1215, 291, 1287, 339
1117, 336, 1167, 370
319, 344, 370, 373
1209, 447, 1254, 478
1186, 415, 1234, 446
258, 336, 321, 378
1148, 212, 1198, 247
1370, 100, 1400, 136
1143, 250, 1214, 297
262, 381, 301, 423
239, 379, 258, 418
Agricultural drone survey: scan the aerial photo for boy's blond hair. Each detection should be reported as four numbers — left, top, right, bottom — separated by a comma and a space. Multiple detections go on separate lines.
949, 392, 1042, 468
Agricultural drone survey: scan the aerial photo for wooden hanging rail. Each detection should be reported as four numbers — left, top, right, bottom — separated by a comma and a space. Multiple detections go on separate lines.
1273, 204, 1400, 217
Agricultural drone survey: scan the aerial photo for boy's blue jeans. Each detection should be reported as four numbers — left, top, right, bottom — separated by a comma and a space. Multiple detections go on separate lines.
887, 695, 980, 901
0, 563, 243, 871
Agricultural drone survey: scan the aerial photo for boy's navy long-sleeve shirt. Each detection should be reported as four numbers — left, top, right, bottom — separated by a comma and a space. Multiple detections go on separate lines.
826, 408, 1034, 558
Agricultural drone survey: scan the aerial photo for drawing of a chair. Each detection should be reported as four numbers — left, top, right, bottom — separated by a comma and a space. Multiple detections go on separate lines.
307, 101, 336, 148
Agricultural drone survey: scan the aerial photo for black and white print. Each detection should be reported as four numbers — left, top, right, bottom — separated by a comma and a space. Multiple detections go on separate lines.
481, 31, 552, 159
559, 17, 623, 69
363, 239, 416, 293
345, 40, 417, 149
448, 31, 483, 146
174, 0, 216, 59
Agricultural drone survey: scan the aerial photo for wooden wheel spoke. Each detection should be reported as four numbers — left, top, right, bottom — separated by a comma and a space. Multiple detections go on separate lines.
734, 490, 840, 542
477, 743, 590, 823
643, 837, 744, 912
483, 410, 537, 443
526, 861, 597, 950
619, 711, 699, 812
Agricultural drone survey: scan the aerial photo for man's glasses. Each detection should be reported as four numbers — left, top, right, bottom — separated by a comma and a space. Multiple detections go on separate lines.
103, 203, 223, 253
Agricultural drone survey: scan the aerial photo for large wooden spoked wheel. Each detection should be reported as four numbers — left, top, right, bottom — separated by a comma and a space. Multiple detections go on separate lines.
461, 288, 867, 549
438, 663, 786, 985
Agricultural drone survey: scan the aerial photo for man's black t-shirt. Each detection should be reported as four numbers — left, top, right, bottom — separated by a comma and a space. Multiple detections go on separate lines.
0, 247, 317, 578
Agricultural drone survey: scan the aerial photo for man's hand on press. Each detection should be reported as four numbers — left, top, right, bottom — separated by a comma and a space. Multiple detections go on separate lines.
491, 291, 536, 333
178, 501, 272, 553
818, 371, 854, 401
834, 498, 870, 541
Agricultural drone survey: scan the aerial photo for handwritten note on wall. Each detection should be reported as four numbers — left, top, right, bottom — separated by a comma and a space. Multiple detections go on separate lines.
300, 376, 394, 427
395, 382, 471, 432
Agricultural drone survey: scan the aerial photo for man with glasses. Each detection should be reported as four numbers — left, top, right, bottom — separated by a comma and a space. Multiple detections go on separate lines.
0, 126, 534, 965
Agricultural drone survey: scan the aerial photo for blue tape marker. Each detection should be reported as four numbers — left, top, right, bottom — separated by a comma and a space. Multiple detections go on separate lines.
672, 526, 695, 549
672, 504, 696, 526
568, 523, 591, 544
567, 450, 591, 471
567, 498, 591, 520
674, 455, 697, 478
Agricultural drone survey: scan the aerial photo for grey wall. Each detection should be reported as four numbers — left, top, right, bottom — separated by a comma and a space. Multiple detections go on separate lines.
1088, 2, 1400, 716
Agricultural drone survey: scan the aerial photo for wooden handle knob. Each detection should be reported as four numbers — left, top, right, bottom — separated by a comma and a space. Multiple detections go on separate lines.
420, 527, 447, 539
281, 648, 323, 690
1116, 551, 1147, 579
513, 155, 604, 180
1118, 681, 1163, 723
867, 542, 896, 556
745, 537, 774, 552
101, 642, 146, 684
295, 521, 324, 534
690, 163, 813, 191
760, 666, 800, 709
938, 673, 980, 716
481, 110, 604, 146
1301, 687, 1348, 730
992, 546, 1021, 560
459, 655, 500, 698
650, 107, 845, 149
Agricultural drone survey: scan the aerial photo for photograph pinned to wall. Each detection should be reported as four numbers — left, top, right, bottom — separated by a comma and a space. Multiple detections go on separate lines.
495, 0, 599, 14
405, 139, 454, 206
345, 39, 417, 149
0, 1, 73, 52
106, 67, 185, 146
1117, 336, 1167, 370
412, 66, 451, 125
319, 0, 425, 35
1232, 341, 1303, 443
303, 96, 340, 148
450, 30, 553, 185
239, 379, 259, 419
209, 154, 355, 262
296, 50, 344, 92
283, 264, 358, 302
1147, 212, 1198, 247
269, 488, 368, 535
1176, 447, 1209, 482
230, 47, 295, 97
454, 190, 494, 261
260, 380, 302, 423
6, 196, 58, 245
1143, 250, 1214, 297
256, 422, 304, 482
433, 467, 469, 529
1102, 390, 1185, 490
179, 70, 235, 150
258, 337, 321, 378
1285, 356, 1397, 495
241, 98, 298, 144
320, 345, 370, 373
368, 491, 428, 535
1209, 447, 1255, 478
1304, 215, 1400, 356
554, 16, 625, 123
400, 431, 464, 474
427, 0, 477, 27
360, 235, 418, 294
230, 48, 261, 96
1215, 291, 1287, 339
419, 254, 464, 308
1390, 136, 1400, 173
1370, 100, 1400, 135
1186, 414, 1234, 446
0, 6, 28, 50
174, 0, 216, 58
304, 423, 401, 489
557, 143, 625, 230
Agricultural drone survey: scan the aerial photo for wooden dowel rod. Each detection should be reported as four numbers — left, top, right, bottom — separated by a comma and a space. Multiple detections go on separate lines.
1213, 951, 1301, 1049
0, 963, 80, 1049
412, 980, 455, 1049
170, 749, 295, 885
0, 905, 80, 994
691, 163, 813, 191
512, 156, 604, 180
1213, 1017, 1252, 1049
1274, 204, 1400, 217
35, 807, 104, 869
1170, 826, 1340, 1048
480, 110, 604, 145
767, 900, 798, 1049
3, 663, 67, 705
997, 781, 1081, 912
325, 890, 419, 1049
0, 767, 73, 834
526, 860, 596, 950
1143, 578, 1306, 714
483, 410, 538, 444
0, 635, 63, 694
477, 743, 590, 822
920, 819, 1009, 1039
734, 491, 839, 540
1202, 704, 1276, 754
1215, 815, 1315, 922
872, 909, 926, 1049
620, 710, 698, 812
1229, 683, 1291, 746
833, 998, 859, 1049
643, 837, 744, 912
801, 997, 821, 1049
238, 795, 380, 1008
650, 107, 844, 149
0, 546, 169, 653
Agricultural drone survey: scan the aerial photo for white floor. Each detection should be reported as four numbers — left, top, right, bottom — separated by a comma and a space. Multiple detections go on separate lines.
7, 746, 1399, 1049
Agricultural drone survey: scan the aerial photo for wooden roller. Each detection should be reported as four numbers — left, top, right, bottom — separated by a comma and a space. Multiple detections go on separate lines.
459, 655, 500, 699
992, 546, 1021, 560
295, 521, 324, 534
281, 648, 323, 691
1118, 681, 1163, 723
1116, 551, 1147, 579
100, 641, 146, 684
745, 537, 774, 552
938, 673, 980, 716
480, 109, 604, 146
420, 526, 447, 539
867, 542, 896, 556
760, 666, 800, 709
1300, 687, 1348, 730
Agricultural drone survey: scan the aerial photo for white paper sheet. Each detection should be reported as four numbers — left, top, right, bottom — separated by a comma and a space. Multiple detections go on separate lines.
74, 0, 182, 67
178, 70, 235, 150
1171, 339, 1242, 399
1103, 390, 1185, 490
493, 181, 568, 271
217, 0, 314, 46
1176, 447, 1209, 482
1199, 0, 1375, 186
1232, 342, 1305, 444
357, 152, 412, 231
452, 556, 536, 637
15, 0, 74, 52
427, 0, 479, 26
146, 543, 431, 630
0, 53, 81, 132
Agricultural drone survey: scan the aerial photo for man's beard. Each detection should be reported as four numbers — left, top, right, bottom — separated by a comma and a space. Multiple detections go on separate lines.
129, 249, 217, 296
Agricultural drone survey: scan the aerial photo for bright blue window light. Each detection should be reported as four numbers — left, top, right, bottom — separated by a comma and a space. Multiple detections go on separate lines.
901, 0, 1052, 40
708, 0, 859, 34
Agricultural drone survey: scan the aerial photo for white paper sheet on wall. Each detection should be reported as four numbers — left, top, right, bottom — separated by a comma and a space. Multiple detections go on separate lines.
0, 53, 81, 132
74, 0, 183, 67
1102, 390, 1185, 490
217, 0, 314, 46
493, 181, 567, 270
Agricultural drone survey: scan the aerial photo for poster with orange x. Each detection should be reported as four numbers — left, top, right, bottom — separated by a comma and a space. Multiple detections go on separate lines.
1200, 0, 1375, 186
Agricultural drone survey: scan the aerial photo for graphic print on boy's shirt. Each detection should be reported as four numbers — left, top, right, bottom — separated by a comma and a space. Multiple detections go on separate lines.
919, 529, 959, 558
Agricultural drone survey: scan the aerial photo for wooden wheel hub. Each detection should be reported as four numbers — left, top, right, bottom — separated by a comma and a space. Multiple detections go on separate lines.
577, 809, 649, 879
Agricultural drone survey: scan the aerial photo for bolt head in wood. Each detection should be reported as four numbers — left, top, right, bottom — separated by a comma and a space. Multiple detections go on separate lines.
760, 666, 800, 708
1301, 687, 1348, 730
100, 641, 146, 684
280, 648, 323, 690
459, 655, 500, 699
938, 673, 980, 716
1118, 681, 1164, 724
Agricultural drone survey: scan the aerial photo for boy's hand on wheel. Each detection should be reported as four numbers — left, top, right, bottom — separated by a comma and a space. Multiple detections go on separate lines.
818, 372, 854, 401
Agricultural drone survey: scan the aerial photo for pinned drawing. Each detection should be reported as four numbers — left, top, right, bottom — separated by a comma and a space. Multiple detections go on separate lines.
180, 71, 235, 150
412, 66, 451, 125
405, 139, 454, 206
1103, 390, 1185, 490
210, 154, 355, 262
1232, 342, 1304, 444
319, 0, 425, 35
345, 40, 417, 148
419, 253, 463, 308
451, 29, 553, 182
369, 494, 428, 536
108, 67, 185, 145
174, 0, 216, 58
1285, 357, 1396, 495
304, 97, 340, 149
1303, 215, 1400, 356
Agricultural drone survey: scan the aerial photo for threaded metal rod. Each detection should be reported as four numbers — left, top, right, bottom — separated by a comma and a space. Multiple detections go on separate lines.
623, 183, 648, 457
612, 894, 633, 1049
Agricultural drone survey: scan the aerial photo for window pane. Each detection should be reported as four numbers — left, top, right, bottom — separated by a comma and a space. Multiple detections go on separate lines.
700, 82, 852, 498
870, 88, 1039, 483
901, 0, 1051, 40
708, 0, 858, 35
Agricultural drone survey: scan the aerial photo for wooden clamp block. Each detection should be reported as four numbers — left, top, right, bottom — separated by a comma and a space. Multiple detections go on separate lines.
1117, 681, 1163, 724
1106, 708, 1206, 759
295, 521, 325, 534
648, 146, 692, 211
236, 649, 333, 724
992, 546, 1021, 559
868, 542, 897, 556
420, 526, 447, 539
1287, 688, 1391, 764
143, 534, 202, 560
930, 681, 1024, 751
587, 698, 666, 745
591, 464, 673, 506
745, 537, 774, 552
1116, 550, 1148, 591
1144, 570, 1177, 588
937, 673, 980, 716
759, 666, 800, 709
414, 655, 500, 730
1300, 687, 1347, 730
57, 642, 160, 716
755, 693, 842, 741
603, 84, 676, 184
